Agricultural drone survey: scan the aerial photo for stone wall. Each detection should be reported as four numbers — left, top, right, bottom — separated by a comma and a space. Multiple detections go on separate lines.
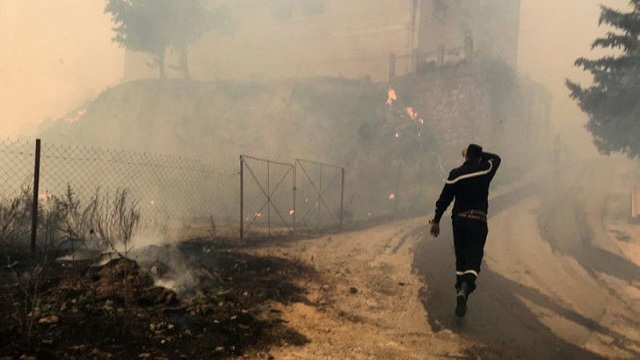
392, 61, 551, 176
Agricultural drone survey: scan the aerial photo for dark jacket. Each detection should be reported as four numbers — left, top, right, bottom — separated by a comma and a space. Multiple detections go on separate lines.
433, 152, 501, 223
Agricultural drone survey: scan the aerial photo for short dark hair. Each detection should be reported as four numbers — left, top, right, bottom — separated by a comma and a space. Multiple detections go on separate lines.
467, 143, 483, 160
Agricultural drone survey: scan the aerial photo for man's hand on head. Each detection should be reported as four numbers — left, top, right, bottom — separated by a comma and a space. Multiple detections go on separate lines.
429, 220, 440, 237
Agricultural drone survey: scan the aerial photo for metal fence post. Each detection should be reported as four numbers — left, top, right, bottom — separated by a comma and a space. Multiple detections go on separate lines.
293, 161, 297, 232
340, 167, 345, 227
267, 161, 271, 237
318, 165, 322, 228
30, 138, 41, 253
240, 155, 244, 239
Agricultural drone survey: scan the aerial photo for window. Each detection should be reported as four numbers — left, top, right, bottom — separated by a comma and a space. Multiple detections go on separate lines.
303, 0, 325, 16
433, 0, 447, 18
269, 0, 324, 21
269, 0, 293, 21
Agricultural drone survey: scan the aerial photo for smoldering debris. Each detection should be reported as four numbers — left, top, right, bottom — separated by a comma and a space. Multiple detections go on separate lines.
0, 239, 317, 358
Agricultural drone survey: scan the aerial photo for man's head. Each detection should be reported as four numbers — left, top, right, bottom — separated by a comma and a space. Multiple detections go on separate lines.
463, 143, 483, 161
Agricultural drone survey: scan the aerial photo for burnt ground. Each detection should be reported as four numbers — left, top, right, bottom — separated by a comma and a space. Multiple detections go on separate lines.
0, 238, 317, 360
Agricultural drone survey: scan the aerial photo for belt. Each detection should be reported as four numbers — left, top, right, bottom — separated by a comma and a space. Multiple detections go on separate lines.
457, 210, 487, 222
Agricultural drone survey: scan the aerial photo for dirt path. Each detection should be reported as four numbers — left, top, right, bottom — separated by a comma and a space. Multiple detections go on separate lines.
236, 159, 640, 359
416, 160, 640, 360
246, 218, 492, 360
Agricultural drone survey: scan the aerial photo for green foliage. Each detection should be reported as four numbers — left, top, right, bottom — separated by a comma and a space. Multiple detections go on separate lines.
104, 0, 230, 79
567, 2, 640, 158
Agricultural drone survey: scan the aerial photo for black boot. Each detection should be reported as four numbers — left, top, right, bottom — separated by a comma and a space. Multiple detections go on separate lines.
455, 282, 469, 317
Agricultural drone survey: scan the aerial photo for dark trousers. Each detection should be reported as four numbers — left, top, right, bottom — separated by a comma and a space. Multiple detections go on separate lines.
452, 216, 488, 293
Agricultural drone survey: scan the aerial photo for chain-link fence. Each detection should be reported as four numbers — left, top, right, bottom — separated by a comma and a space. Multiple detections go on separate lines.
0, 138, 241, 252
345, 158, 439, 223
39, 142, 239, 224
0, 138, 35, 202
0, 138, 36, 251
1, 137, 442, 252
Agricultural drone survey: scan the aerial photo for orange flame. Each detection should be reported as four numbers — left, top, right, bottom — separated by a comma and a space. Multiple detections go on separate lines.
419, 118, 424, 125
38, 191, 52, 200
386, 88, 397, 106
388, 193, 396, 200
406, 107, 418, 120
395, 131, 400, 138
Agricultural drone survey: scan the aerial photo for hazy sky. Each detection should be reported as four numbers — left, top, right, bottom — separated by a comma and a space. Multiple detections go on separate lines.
0, 0, 123, 137
0, 0, 633, 151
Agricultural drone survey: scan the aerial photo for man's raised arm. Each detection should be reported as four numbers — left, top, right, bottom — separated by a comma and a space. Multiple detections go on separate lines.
482, 152, 501, 180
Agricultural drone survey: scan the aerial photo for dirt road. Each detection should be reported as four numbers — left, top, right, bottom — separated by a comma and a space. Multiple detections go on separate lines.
233, 159, 640, 359
416, 159, 640, 359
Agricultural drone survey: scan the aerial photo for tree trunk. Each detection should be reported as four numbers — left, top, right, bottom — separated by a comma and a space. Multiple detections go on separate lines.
157, 49, 166, 79
180, 47, 190, 80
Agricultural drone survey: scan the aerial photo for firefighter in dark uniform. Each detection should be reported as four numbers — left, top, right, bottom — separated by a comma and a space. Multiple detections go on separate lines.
429, 144, 501, 317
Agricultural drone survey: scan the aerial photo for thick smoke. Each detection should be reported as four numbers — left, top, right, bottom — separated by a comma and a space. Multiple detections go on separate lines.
0, 0, 122, 137
518, 0, 630, 158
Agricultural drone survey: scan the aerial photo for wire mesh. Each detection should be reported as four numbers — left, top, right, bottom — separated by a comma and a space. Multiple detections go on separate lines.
1, 136, 441, 250
37, 141, 240, 240
345, 158, 437, 222
0, 138, 35, 249
0, 138, 35, 202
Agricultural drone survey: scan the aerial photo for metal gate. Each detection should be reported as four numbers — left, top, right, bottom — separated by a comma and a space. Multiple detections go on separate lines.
240, 155, 294, 238
294, 159, 344, 230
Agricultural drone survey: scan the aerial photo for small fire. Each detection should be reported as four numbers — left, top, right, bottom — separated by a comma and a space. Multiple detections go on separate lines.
406, 107, 418, 120
419, 118, 424, 125
395, 131, 400, 138
386, 88, 397, 106
64, 109, 86, 124
289, 209, 295, 216
38, 191, 52, 201
255, 212, 262, 218
388, 193, 396, 200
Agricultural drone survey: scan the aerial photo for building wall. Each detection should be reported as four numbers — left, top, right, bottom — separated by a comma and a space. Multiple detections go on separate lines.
123, 0, 521, 82
461, 0, 521, 69
125, 0, 417, 82
417, 0, 465, 56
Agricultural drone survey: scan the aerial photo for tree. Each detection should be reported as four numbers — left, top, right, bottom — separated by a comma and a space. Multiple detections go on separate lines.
567, 1, 640, 158
168, 0, 230, 79
106, 0, 170, 79
105, 0, 229, 79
